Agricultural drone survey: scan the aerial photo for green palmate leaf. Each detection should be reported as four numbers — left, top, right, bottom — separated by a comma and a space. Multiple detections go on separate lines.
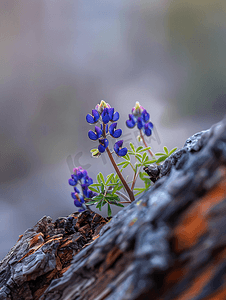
155, 152, 165, 156
105, 173, 114, 185
88, 186, 99, 193
105, 195, 120, 201
135, 153, 142, 158
156, 155, 168, 163
136, 146, 143, 152
164, 146, 169, 155
130, 142, 135, 152
169, 147, 178, 156
138, 147, 151, 153
107, 203, 112, 217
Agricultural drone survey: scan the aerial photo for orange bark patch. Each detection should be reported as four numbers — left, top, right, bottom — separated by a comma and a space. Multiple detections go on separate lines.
165, 267, 188, 285
174, 172, 226, 252
174, 265, 214, 300
29, 233, 44, 248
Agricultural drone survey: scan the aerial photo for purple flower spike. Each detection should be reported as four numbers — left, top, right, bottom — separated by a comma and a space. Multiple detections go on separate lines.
101, 108, 110, 124
126, 114, 136, 128
86, 109, 100, 124
109, 123, 122, 138
98, 138, 109, 153
114, 140, 128, 157
88, 126, 102, 140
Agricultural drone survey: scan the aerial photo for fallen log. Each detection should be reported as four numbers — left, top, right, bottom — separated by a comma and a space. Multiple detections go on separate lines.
1, 118, 226, 300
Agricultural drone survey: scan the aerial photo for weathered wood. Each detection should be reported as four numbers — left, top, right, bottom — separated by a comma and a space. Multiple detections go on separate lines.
1, 118, 226, 300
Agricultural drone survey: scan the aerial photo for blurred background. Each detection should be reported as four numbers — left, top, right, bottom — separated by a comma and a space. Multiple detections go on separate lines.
0, 0, 226, 259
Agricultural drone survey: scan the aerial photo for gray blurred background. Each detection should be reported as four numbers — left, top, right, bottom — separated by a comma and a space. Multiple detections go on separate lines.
1, 0, 226, 259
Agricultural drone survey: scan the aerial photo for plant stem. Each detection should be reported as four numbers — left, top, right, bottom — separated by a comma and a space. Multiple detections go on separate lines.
131, 165, 143, 191
139, 129, 154, 157
102, 123, 135, 202
115, 190, 131, 202
106, 147, 135, 202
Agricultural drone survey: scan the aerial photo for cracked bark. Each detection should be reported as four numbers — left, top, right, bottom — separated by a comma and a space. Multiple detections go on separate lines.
1, 117, 226, 300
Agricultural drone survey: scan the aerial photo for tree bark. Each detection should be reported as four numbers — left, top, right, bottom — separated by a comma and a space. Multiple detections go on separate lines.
1, 118, 226, 300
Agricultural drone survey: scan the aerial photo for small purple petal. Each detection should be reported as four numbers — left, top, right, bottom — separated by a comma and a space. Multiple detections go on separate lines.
112, 111, 119, 121
71, 192, 77, 199
98, 144, 106, 153
115, 140, 123, 148
88, 130, 98, 140
112, 128, 122, 138
86, 114, 95, 124
108, 108, 114, 120
109, 123, 117, 135
137, 117, 144, 129
95, 126, 102, 138
74, 199, 82, 207
74, 187, 80, 193
68, 178, 76, 186
99, 138, 109, 148
126, 114, 136, 128
141, 110, 150, 122
117, 147, 128, 156
92, 109, 100, 122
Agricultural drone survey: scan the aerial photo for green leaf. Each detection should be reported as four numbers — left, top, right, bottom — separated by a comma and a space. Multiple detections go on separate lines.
117, 161, 127, 166
111, 184, 119, 195
90, 148, 98, 153
138, 147, 151, 153
143, 159, 157, 165
113, 202, 124, 207
142, 152, 148, 162
105, 173, 114, 185
88, 186, 99, 193
155, 152, 165, 156
120, 161, 129, 171
89, 183, 101, 187
107, 203, 112, 217
130, 143, 135, 152
134, 190, 145, 196
96, 201, 103, 210
134, 187, 146, 191
123, 153, 130, 161
97, 174, 101, 184
127, 151, 135, 155
164, 146, 169, 155
136, 146, 143, 152
99, 172, 105, 184
156, 155, 168, 163
92, 195, 103, 201
169, 147, 178, 156
135, 155, 142, 163
101, 183, 105, 193
86, 200, 98, 205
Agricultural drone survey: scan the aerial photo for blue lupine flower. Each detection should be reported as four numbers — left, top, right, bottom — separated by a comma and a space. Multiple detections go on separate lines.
86, 109, 100, 124
109, 123, 122, 138
98, 138, 109, 153
69, 166, 95, 210
88, 126, 102, 140
126, 102, 153, 136
88, 100, 125, 156
114, 140, 127, 157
